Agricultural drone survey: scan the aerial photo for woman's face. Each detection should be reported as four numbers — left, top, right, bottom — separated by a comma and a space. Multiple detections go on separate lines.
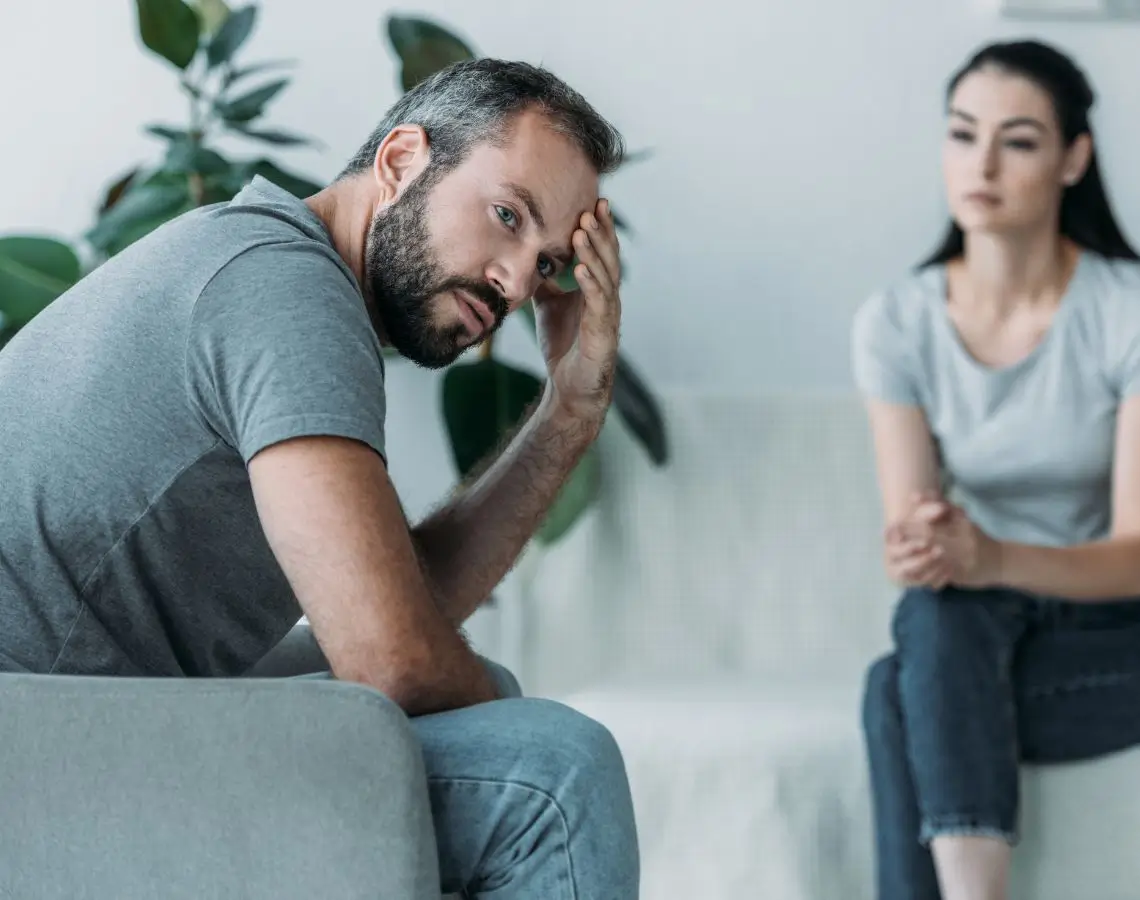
942, 65, 1089, 238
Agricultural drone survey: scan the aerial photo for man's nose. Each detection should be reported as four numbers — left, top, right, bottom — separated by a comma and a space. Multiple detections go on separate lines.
487, 256, 536, 310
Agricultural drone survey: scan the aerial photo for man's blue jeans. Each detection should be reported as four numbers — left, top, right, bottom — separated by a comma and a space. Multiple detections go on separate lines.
418, 661, 640, 899
297, 653, 638, 900
862, 586, 1140, 900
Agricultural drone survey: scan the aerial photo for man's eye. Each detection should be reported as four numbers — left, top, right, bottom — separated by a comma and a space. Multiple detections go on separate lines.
495, 206, 517, 228
537, 256, 556, 278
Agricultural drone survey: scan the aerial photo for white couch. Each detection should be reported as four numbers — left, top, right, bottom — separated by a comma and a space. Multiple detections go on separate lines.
489, 390, 1140, 900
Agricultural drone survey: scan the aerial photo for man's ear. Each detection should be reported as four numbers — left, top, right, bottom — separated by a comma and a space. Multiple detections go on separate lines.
372, 125, 431, 204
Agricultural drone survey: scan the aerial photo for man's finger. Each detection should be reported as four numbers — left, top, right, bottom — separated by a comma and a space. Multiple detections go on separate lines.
575, 263, 618, 336
573, 227, 616, 299
587, 201, 621, 286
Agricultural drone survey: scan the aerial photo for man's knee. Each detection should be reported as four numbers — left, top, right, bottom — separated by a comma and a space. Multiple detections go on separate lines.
512, 700, 634, 819
517, 699, 627, 774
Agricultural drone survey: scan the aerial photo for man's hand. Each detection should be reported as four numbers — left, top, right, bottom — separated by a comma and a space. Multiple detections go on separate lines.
397, 201, 624, 630
885, 492, 1003, 590
532, 198, 621, 436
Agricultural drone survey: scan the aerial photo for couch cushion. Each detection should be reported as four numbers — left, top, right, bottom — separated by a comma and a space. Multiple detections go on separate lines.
564, 679, 1140, 900
564, 681, 875, 900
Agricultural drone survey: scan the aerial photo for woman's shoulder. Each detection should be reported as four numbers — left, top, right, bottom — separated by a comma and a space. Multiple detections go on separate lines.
853, 264, 944, 343
1068, 252, 1140, 327
1078, 252, 1140, 296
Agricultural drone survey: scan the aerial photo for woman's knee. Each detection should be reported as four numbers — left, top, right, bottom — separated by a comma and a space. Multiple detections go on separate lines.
895, 584, 1019, 650
862, 653, 902, 741
891, 585, 990, 651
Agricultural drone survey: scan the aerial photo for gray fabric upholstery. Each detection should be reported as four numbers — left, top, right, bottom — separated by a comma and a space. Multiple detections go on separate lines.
244, 619, 332, 677
0, 669, 439, 899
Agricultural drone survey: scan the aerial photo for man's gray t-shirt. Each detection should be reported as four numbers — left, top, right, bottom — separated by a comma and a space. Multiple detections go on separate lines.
0, 177, 387, 675
852, 251, 1140, 547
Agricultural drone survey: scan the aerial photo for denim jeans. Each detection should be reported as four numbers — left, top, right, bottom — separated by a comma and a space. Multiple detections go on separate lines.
862, 586, 1140, 900
295, 651, 639, 900
418, 661, 640, 899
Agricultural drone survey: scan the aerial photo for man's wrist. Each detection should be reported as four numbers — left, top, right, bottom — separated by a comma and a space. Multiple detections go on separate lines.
535, 381, 607, 451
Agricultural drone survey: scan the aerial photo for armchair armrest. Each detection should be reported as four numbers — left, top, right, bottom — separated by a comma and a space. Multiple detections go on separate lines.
0, 673, 439, 899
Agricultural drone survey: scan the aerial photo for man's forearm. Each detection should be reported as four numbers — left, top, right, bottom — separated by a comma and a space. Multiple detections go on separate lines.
410, 385, 597, 624
996, 536, 1140, 600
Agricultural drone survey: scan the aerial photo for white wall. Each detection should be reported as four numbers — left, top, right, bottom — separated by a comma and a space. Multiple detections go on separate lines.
3, 0, 1140, 519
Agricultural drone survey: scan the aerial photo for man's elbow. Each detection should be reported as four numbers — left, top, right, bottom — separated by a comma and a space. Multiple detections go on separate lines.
329, 655, 429, 711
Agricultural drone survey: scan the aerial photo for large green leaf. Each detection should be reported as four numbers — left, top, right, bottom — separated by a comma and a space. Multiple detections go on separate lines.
228, 126, 318, 147
135, 0, 201, 69
145, 124, 191, 142
442, 358, 544, 478
221, 58, 295, 90
385, 15, 477, 93
517, 302, 668, 465
247, 159, 324, 198
621, 148, 653, 167
209, 158, 323, 201
192, 0, 230, 36
163, 139, 230, 175
206, 4, 255, 68
99, 168, 141, 213
0, 236, 81, 328
611, 354, 668, 464
86, 178, 192, 255
441, 357, 599, 542
215, 78, 289, 123
536, 444, 600, 544
554, 261, 580, 293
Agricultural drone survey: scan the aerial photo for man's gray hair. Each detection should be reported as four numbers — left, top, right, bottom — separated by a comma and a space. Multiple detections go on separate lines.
339, 58, 625, 180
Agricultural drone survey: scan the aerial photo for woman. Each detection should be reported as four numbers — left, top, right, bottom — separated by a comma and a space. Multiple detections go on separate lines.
853, 39, 1140, 900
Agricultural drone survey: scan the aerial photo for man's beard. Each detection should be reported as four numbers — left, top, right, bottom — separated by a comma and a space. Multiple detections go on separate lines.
364, 173, 507, 369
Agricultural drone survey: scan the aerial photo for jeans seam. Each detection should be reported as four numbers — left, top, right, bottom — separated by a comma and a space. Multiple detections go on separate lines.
428, 775, 578, 900
1022, 670, 1139, 698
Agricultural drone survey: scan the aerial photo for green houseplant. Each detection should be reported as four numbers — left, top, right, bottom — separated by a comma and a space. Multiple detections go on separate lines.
0, 3, 668, 545
0, 0, 322, 348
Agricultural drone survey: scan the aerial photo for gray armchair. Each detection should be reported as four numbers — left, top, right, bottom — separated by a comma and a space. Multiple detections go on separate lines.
0, 623, 441, 899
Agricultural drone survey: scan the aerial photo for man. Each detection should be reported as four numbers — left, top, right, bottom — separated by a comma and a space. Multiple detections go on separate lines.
0, 59, 639, 897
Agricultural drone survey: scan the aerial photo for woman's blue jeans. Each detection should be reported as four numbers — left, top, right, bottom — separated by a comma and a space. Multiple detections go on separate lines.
862, 586, 1140, 899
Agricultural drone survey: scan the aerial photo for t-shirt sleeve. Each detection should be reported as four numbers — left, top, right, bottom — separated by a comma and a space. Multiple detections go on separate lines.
850, 289, 922, 406
185, 241, 388, 463
1108, 266, 1140, 399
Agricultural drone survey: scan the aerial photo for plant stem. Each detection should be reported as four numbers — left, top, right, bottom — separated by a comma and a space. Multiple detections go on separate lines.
188, 172, 205, 206
184, 56, 210, 207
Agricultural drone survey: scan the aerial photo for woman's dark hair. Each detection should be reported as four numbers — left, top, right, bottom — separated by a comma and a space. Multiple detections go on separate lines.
920, 39, 1139, 267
